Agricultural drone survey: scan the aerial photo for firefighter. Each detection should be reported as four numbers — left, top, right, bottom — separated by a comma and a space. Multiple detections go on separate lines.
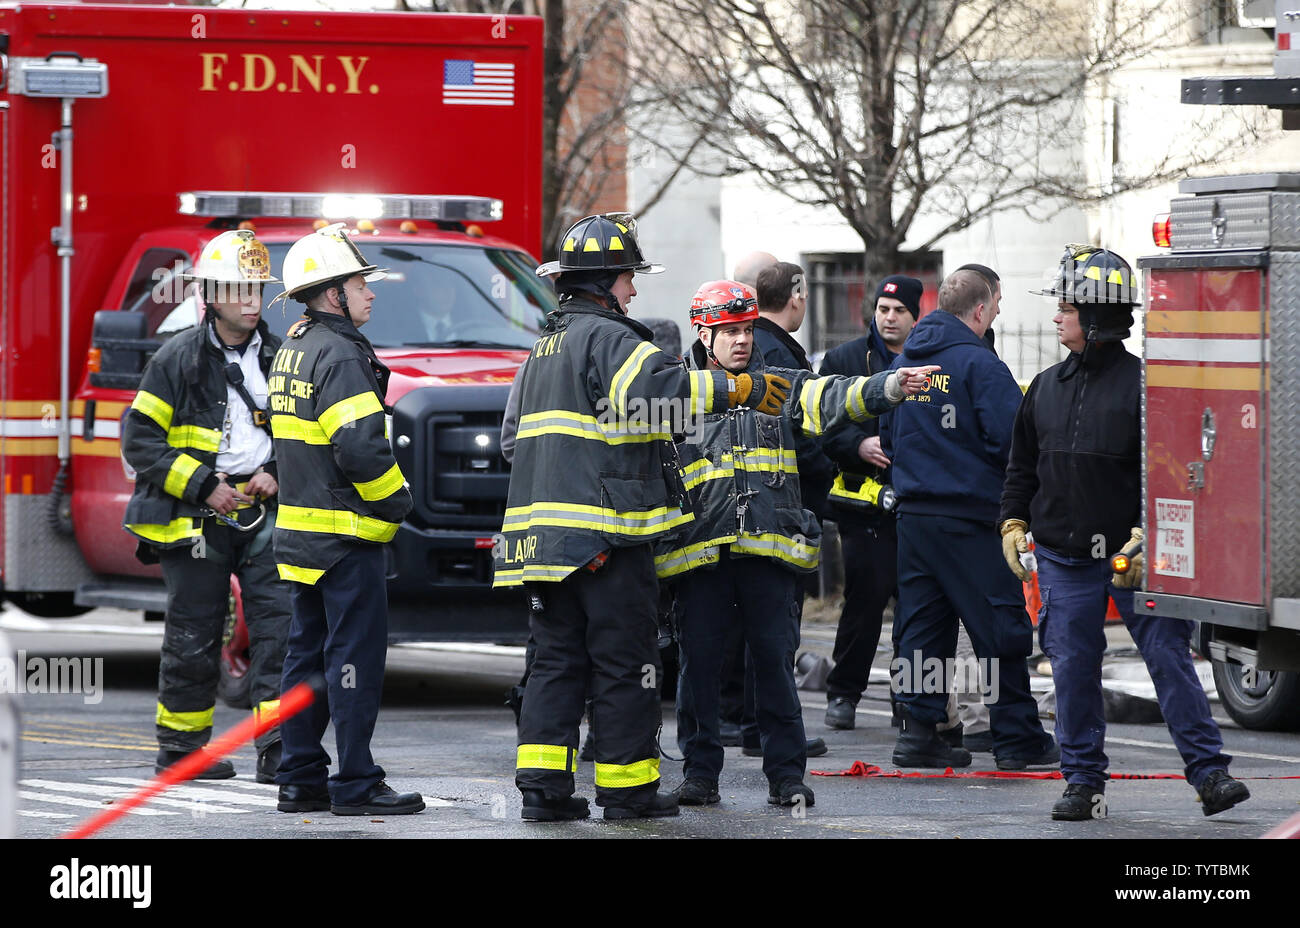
1000, 245, 1249, 820
122, 229, 290, 782
497, 214, 800, 822
267, 223, 423, 816
664, 281, 935, 808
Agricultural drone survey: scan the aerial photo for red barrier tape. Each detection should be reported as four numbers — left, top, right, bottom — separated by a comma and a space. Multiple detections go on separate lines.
61, 681, 315, 839
812, 761, 1300, 781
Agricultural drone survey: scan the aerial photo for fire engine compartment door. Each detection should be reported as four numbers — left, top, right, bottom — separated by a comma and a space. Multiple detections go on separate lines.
1141, 255, 1266, 606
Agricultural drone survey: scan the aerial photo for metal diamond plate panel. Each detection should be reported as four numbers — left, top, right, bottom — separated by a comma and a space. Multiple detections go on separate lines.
3, 494, 96, 591
1272, 193, 1300, 248
1172, 192, 1271, 250
1270, 251, 1300, 598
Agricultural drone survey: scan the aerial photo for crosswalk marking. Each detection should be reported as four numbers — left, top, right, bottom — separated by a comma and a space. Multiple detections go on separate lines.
17, 809, 74, 819
93, 777, 278, 806
19, 790, 175, 816
22, 779, 251, 814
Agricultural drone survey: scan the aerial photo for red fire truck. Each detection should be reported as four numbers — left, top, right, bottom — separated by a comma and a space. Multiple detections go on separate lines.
0, 4, 549, 643
1136, 4, 1300, 730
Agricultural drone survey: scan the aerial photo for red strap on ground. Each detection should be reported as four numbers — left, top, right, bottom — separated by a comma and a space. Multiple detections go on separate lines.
812, 761, 1300, 781
61, 680, 315, 839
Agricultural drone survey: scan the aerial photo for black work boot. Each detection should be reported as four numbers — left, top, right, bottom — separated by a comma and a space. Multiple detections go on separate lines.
825, 697, 856, 730
673, 778, 720, 806
996, 738, 1060, 771
768, 778, 815, 807
1198, 770, 1250, 817
156, 748, 235, 780
256, 741, 282, 784
1052, 784, 1107, 821
938, 722, 964, 748
521, 790, 591, 822
603, 791, 680, 821
892, 709, 972, 768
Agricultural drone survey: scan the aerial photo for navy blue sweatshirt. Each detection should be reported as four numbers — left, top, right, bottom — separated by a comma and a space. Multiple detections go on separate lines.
880, 310, 1023, 524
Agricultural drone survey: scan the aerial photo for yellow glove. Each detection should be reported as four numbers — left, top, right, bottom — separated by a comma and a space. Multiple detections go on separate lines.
1110, 527, 1144, 588
999, 519, 1031, 582
728, 372, 791, 416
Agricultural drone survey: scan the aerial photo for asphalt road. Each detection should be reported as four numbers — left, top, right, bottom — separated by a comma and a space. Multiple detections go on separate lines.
4, 607, 1300, 841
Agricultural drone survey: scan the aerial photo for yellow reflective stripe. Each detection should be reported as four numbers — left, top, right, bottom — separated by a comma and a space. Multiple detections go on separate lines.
517, 743, 575, 773
502, 501, 691, 536
131, 390, 173, 431
277, 563, 327, 584
516, 409, 669, 444
847, 377, 868, 421
609, 342, 659, 416
318, 391, 383, 439
277, 504, 399, 542
164, 453, 203, 498
254, 699, 281, 721
272, 414, 330, 444
799, 377, 831, 436
167, 424, 221, 453
732, 532, 820, 569
689, 369, 715, 416
683, 462, 732, 490
492, 564, 577, 587
654, 536, 734, 578
734, 449, 797, 474
156, 703, 213, 733
126, 517, 201, 544
354, 463, 405, 502
594, 757, 660, 789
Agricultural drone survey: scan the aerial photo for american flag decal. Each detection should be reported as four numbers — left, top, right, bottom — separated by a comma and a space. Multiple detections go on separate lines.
443, 60, 515, 106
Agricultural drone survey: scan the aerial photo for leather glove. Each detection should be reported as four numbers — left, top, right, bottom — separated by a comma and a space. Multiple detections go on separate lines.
1110, 527, 1144, 588
999, 518, 1032, 582
728, 372, 790, 416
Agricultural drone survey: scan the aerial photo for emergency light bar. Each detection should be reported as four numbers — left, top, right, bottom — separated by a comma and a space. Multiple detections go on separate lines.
177, 191, 504, 223
11, 55, 108, 98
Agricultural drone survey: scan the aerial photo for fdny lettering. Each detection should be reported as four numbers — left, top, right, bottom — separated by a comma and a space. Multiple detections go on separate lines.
272, 349, 305, 376
200, 53, 375, 95
530, 332, 566, 360
905, 372, 951, 404
289, 379, 315, 400
267, 374, 285, 395
508, 535, 538, 562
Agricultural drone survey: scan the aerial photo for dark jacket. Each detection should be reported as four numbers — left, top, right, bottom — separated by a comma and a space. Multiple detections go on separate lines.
999, 341, 1140, 559
654, 340, 895, 579
753, 316, 834, 519
122, 319, 280, 557
269, 309, 413, 585
880, 310, 1023, 524
819, 322, 899, 527
492, 298, 730, 588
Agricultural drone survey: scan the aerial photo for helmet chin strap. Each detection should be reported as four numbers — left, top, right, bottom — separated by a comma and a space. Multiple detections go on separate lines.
702, 328, 745, 374
334, 279, 355, 326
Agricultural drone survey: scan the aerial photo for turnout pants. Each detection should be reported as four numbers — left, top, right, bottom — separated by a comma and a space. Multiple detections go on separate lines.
893, 513, 1049, 758
156, 519, 290, 754
676, 550, 806, 786
826, 519, 898, 704
515, 545, 664, 809
276, 544, 389, 805
1036, 545, 1230, 791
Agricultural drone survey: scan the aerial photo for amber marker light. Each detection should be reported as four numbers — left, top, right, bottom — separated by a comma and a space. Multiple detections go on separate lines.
1152, 213, 1172, 248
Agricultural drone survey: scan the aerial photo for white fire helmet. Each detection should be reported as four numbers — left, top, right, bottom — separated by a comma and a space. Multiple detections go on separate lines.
274, 222, 388, 306
182, 229, 278, 284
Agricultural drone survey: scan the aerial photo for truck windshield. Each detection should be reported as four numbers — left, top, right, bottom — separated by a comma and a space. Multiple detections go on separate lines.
258, 241, 555, 348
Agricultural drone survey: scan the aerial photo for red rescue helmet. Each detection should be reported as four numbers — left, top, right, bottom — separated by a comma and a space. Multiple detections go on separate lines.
689, 280, 759, 329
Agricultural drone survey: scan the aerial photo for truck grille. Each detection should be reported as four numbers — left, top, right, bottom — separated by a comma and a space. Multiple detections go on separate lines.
424, 410, 510, 529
